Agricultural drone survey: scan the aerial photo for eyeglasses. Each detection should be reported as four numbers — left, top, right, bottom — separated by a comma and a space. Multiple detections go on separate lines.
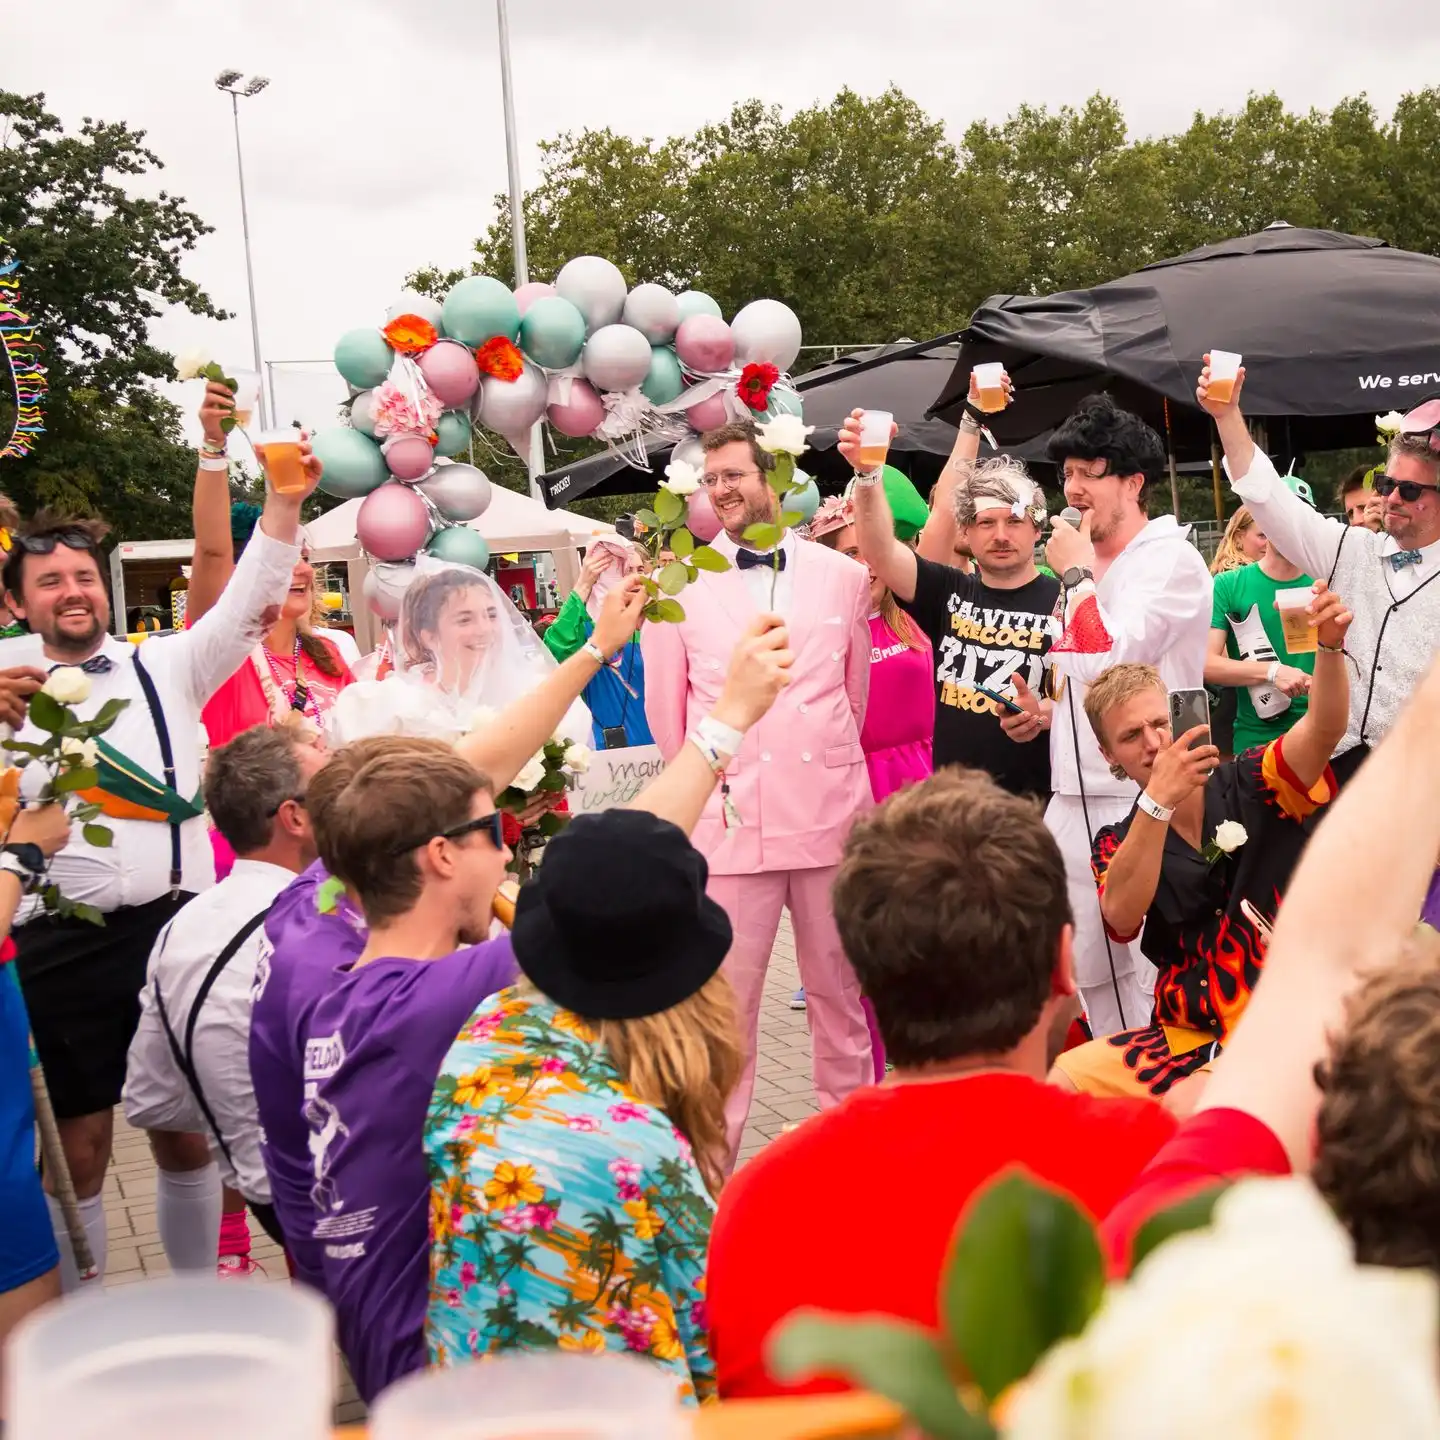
390, 811, 505, 857
12, 529, 100, 557
265, 795, 307, 818
701, 469, 760, 491
1372, 475, 1440, 503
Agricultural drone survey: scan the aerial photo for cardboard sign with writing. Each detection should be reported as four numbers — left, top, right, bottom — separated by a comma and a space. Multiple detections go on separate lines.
569, 745, 664, 813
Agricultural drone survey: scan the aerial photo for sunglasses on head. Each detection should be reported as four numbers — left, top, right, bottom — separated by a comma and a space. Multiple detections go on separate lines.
1372, 475, 1440, 503
12, 529, 100, 557
390, 811, 505, 857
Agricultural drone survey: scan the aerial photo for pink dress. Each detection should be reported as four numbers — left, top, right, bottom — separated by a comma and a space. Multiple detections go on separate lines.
861, 613, 935, 801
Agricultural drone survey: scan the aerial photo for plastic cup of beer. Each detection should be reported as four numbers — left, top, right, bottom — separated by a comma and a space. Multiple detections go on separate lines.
857, 410, 894, 470
1274, 586, 1318, 655
229, 370, 260, 429
255, 428, 308, 496
1207, 350, 1242, 406
973, 362, 1008, 413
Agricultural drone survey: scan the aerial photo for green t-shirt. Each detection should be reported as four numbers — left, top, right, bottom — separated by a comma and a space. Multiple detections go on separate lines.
1210, 563, 1315, 754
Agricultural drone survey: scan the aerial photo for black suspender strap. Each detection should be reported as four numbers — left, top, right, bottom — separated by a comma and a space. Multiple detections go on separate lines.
130, 649, 183, 893
153, 909, 270, 1179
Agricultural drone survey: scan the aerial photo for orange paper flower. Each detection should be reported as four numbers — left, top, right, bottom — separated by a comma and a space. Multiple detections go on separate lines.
382, 314, 439, 355
474, 335, 525, 382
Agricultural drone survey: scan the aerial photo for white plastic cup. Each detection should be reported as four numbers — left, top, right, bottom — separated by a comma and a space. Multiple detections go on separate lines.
856, 409, 894, 470
371, 1352, 687, 1440
972, 361, 1008, 413
1274, 586, 1318, 655
1207, 349, 1242, 405
229, 369, 260, 428
7, 1278, 334, 1440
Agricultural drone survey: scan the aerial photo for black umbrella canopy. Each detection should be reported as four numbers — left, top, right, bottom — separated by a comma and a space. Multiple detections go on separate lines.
540, 337, 965, 508
931, 225, 1440, 462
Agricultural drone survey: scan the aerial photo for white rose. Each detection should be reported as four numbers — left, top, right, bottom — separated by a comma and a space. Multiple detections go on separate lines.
562, 743, 592, 774
754, 413, 814, 457
174, 347, 211, 382
60, 737, 99, 767
1375, 410, 1405, 438
1007, 1178, 1440, 1440
512, 754, 548, 793
661, 459, 702, 497
1212, 820, 1248, 854
40, 668, 91, 706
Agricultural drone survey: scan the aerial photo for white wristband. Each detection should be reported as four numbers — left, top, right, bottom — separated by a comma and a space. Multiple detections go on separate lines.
697, 714, 744, 757
581, 640, 608, 666
1136, 790, 1175, 824
1266, 660, 1280, 685
852, 467, 883, 487
197, 455, 229, 472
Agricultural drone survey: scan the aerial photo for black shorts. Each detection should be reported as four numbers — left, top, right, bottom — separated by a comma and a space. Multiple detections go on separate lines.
13, 893, 195, 1121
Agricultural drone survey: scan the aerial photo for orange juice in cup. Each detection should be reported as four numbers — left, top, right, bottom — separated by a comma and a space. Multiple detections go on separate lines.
1207, 350, 1242, 405
1274, 586, 1318, 655
857, 409, 894, 469
256, 428, 308, 495
973, 361, 1008, 413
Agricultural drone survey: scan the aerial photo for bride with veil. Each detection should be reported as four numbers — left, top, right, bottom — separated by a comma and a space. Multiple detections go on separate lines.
327, 557, 593, 749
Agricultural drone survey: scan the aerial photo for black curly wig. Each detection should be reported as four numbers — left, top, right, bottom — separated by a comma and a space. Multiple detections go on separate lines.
1045, 393, 1166, 497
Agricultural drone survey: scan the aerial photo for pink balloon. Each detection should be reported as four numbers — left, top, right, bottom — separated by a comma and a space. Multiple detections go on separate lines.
684, 390, 729, 432
547, 378, 606, 438
686, 486, 722, 543
417, 339, 480, 407
382, 433, 436, 481
514, 281, 557, 317
357, 481, 433, 562
675, 314, 735, 373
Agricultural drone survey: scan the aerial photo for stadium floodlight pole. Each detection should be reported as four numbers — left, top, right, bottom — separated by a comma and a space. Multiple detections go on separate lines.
215, 70, 274, 427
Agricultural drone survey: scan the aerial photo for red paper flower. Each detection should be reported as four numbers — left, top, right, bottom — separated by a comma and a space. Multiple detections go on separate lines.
474, 336, 525, 382
382, 314, 439, 355
736, 362, 780, 412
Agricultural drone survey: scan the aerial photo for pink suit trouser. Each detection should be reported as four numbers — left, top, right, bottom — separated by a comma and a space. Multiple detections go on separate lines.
707, 866, 873, 1163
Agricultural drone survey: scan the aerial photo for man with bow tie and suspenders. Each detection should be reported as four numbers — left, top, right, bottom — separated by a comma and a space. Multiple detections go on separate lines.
0, 444, 319, 1288
1202, 362, 1440, 787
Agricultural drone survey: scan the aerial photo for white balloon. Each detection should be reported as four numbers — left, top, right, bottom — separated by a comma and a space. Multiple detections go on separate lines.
418, 463, 493, 523
363, 560, 418, 622
731, 298, 803, 372
476, 360, 549, 437
622, 283, 681, 345
385, 292, 445, 331
672, 436, 705, 470
582, 324, 653, 393
555, 255, 628, 333
350, 389, 379, 438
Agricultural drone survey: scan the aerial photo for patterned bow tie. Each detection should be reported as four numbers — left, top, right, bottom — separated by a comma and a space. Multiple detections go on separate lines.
735, 547, 787, 572
1390, 549, 1423, 571
51, 655, 113, 676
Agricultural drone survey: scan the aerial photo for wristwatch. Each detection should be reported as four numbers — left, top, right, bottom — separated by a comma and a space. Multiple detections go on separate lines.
1136, 791, 1175, 824
0, 843, 45, 893
1060, 566, 1095, 589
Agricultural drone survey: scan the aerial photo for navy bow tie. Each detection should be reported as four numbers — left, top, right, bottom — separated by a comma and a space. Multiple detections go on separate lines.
1390, 549, 1423, 571
735, 547, 787, 572
51, 655, 113, 676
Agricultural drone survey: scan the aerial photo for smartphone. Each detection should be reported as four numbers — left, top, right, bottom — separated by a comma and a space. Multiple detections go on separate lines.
976, 683, 1026, 716
1168, 688, 1211, 747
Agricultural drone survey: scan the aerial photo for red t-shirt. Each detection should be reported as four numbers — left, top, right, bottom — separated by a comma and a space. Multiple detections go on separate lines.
1100, 1107, 1290, 1275
706, 1073, 1176, 1400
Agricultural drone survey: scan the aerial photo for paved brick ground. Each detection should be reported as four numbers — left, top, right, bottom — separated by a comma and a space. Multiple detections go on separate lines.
99, 920, 816, 1423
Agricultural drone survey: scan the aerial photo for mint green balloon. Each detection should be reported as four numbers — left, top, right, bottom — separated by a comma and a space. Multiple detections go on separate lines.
426, 526, 492, 570
434, 410, 472, 458
519, 295, 586, 370
789, 478, 821, 523
442, 276, 520, 347
312, 428, 388, 499
764, 386, 804, 420
676, 291, 723, 322
641, 346, 684, 406
334, 329, 393, 389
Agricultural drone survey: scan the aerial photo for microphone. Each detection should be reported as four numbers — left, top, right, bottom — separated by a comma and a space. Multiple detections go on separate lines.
1058, 506, 1083, 529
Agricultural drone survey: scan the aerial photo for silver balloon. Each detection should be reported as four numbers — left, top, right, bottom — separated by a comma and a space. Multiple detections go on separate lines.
731, 298, 803, 372
363, 560, 418, 622
622, 283, 680, 345
385, 292, 445, 330
418, 463, 493, 523
672, 436, 704, 470
555, 255, 628, 333
350, 389, 379, 438
582, 324, 653, 393
476, 360, 549, 437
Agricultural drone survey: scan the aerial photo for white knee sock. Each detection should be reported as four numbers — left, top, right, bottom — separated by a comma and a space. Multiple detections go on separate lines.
156, 1163, 222, 1272
47, 1192, 109, 1292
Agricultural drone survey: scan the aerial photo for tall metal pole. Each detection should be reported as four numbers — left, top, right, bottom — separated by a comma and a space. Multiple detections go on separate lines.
228, 91, 271, 428
496, 0, 544, 500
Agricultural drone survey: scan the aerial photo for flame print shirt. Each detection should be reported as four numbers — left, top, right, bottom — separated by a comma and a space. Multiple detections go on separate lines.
1091, 736, 1337, 1041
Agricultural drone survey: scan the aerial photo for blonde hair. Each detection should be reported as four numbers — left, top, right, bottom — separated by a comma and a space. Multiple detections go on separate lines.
1211, 506, 1257, 575
593, 973, 742, 1199
1083, 662, 1165, 778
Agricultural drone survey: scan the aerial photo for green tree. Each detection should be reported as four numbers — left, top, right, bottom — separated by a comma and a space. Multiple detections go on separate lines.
0, 91, 224, 537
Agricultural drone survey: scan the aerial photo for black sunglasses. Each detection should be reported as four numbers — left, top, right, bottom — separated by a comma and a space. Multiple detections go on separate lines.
1372, 475, 1440, 504
13, 529, 101, 557
265, 795, 307, 818
391, 811, 505, 857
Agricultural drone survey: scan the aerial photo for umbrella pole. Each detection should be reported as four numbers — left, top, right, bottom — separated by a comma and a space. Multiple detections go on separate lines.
29, 1044, 97, 1281
1163, 399, 1182, 519
1212, 439, 1226, 523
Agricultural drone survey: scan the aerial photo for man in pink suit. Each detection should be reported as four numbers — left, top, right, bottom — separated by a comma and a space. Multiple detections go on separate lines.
643, 420, 875, 1161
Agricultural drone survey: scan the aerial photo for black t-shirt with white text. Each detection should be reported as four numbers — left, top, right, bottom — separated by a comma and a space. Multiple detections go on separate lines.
899, 558, 1062, 798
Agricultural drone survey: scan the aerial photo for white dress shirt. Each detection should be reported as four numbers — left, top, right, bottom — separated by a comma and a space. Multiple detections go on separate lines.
1, 527, 300, 917
706, 531, 798, 614
122, 858, 296, 1200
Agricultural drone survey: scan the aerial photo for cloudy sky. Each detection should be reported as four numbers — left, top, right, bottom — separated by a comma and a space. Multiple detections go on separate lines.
9, 0, 1439, 445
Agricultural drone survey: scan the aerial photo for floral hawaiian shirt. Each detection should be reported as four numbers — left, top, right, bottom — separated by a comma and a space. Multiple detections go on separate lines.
424, 988, 717, 1404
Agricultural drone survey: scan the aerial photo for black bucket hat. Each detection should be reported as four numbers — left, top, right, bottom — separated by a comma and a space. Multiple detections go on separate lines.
511, 810, 733, 1021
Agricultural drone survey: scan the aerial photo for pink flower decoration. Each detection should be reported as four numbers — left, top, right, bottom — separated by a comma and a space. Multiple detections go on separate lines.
608, 1158, 642, 1183
690, 1300, 708, 1330
608, 1101, 648, 1124
445, 1288, 461, 1307
530, 1204, 558, 1231
456, 1115, 477, 1137
498, 1282, 513, 1298
540, 1056, 568, 1075
460, 1261, 478, 1287
468, 1011, 501, 1040
370, 379, 443, 439
566, 1115, 602, 1132
450, 1204, 466, 1230
467, 1328, 480, 1349
617, 1182, 643, 1203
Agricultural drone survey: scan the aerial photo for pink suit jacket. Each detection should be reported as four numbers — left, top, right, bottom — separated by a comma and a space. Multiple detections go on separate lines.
641, 536, 874, 875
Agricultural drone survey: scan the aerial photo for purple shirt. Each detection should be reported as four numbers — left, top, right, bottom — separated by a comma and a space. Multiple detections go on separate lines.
1424, 870, 1440, 930
250, 863, 518, 1403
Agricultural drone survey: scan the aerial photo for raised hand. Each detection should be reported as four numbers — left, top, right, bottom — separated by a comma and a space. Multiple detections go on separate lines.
592, 575, 647, 657
1196, 353, 1248, 419
1146, 726, 1221, 810
199, 380, 235, 448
